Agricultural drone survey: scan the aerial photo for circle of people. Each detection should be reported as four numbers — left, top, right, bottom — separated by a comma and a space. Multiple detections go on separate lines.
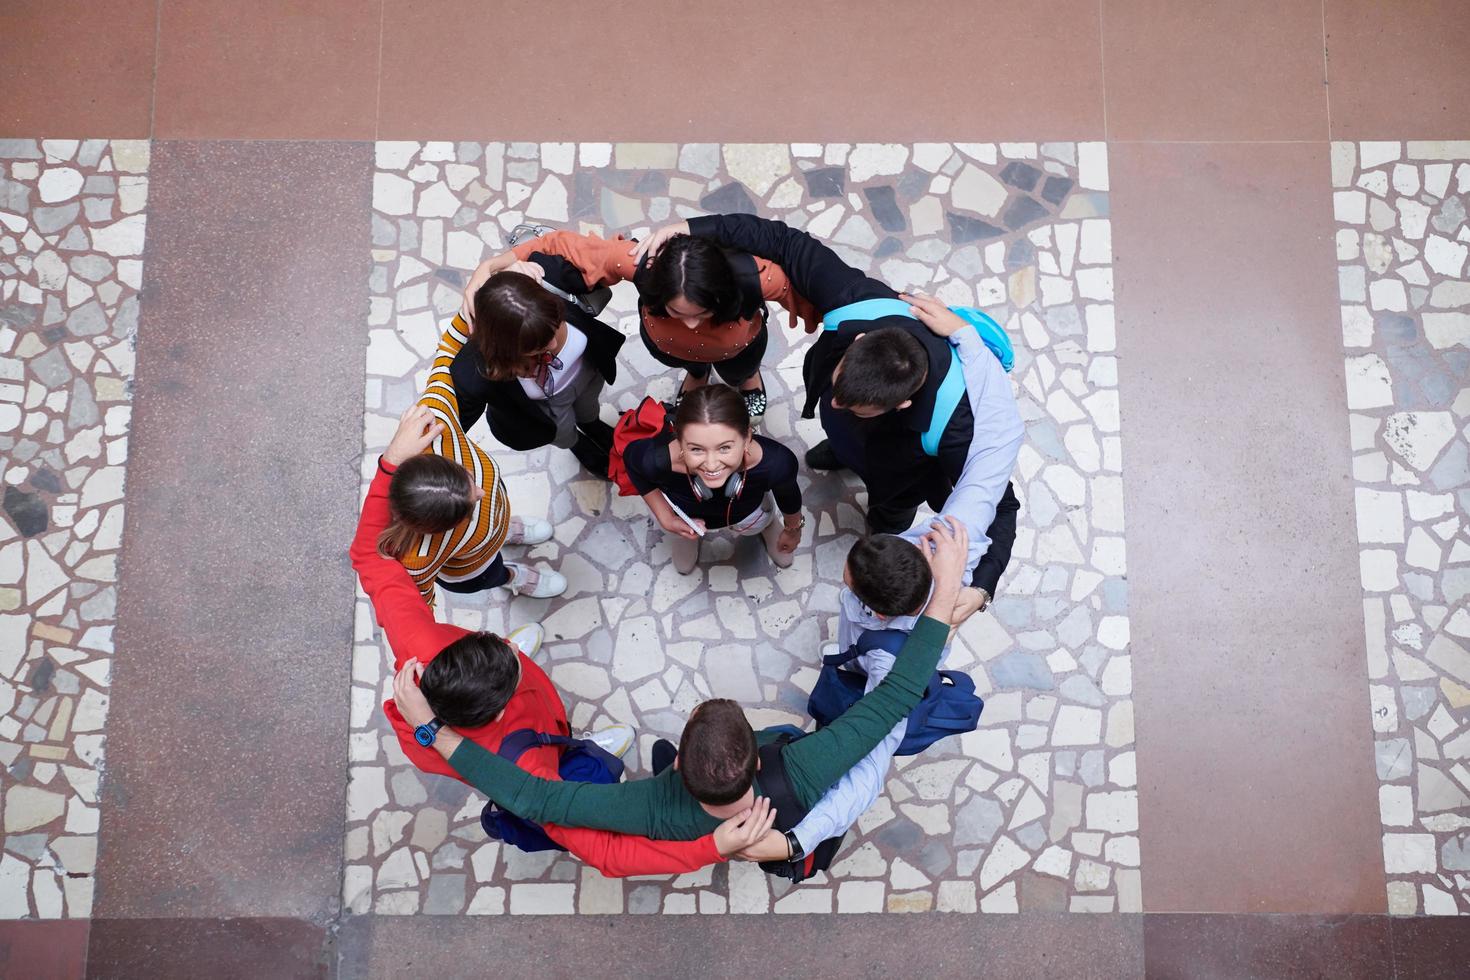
352, 211, 1024, 879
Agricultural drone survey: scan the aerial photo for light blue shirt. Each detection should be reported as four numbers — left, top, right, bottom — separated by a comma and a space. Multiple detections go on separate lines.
790, 326, 1020, 854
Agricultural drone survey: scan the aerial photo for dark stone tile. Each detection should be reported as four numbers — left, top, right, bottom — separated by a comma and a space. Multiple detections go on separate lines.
700, 182, 758, 215
803, 166, 846, 198
99, 141, 370, 919
946, 212, 1005, 244
87, 917, 329, 980
3, 485, 48, 536
1000, 161, 1043, 192
875, 236, 904, 258
863, 185, 906, 232
1041, 175, 1075, 205
0, 920, 89, 980
1002, 195, 1049, 230
1143, 915, 1391, 980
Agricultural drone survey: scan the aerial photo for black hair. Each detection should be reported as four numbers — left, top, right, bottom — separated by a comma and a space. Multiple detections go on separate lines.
640, 235, 743, 324
846, 534, 934, 617
832, 327, 928, 411
419, 632, 519, 727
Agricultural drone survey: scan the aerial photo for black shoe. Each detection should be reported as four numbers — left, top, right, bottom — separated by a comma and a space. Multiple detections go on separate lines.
804, 439, 847, 471
577, 418, 614, 449
651, 738, 677, 775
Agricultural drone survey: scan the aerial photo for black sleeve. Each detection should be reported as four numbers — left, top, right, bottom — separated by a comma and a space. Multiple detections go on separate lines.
449, 342, 492, 431
971, 481, 1020, 595
622, 437, 666, 498
760, 439, 803, 515
527, 251, 594, 296
686, 214, 896, 315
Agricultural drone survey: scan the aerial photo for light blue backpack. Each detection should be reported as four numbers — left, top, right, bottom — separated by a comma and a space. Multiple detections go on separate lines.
822, 298, 1014, 456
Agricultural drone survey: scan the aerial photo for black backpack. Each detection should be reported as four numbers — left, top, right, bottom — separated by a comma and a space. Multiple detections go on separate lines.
756, 731, 846, 882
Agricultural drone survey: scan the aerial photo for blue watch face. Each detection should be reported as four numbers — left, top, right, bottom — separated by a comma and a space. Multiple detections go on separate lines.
414, 723, 437, 746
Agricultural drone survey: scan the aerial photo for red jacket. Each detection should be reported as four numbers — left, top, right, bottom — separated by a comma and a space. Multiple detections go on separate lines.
351, 458, 722, 876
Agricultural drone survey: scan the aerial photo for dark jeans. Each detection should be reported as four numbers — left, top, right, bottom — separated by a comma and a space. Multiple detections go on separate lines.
868, 481, 1021, 594
437, 553, 510, 594
641, 322, 769, 387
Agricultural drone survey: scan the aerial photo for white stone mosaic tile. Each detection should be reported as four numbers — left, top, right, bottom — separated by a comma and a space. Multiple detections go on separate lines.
346, 140, 1140, 914
0, 138, 148, 918
1332, 139, 1470, 916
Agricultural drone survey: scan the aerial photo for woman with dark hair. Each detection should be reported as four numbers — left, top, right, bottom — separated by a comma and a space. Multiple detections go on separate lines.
447, 259, 622, 478
622, 384, 805, 574
461, 227, 818, 422
380, 305, 571, 603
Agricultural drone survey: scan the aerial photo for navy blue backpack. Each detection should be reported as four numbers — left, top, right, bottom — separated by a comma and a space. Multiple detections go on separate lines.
808, 628, 984, 754
479, 729, 624, 852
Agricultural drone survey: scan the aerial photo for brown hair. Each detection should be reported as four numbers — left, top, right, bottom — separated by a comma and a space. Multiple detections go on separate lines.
377, 454, 476, 559
677, 699, 758, 805
471, 271, 563, 381
671, 384, 751, 438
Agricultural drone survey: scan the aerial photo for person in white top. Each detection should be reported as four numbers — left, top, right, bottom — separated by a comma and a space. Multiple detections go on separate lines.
450, 264, 626, 481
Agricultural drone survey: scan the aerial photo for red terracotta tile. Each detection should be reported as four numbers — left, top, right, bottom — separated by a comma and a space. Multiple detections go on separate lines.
1144, 914, 1393, 979
339, 913, 1144, 978
0, 920, 89, 980
152, 0, 381, 139
98, 141, 370, 918
1326, 0, 1470, 138
1103, 0, 1329, 141
377, 0, 1105, 140
1109, 142, 1386, 912
0, 0, 156, 138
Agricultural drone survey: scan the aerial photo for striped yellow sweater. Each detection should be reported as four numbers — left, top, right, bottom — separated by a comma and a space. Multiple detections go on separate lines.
404, 314, 511, 604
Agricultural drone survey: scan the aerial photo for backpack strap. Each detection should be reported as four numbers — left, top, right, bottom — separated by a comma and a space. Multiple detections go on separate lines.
821, 298, 914, 331
495, 728, 577, 763
755, 733, 805, 833
922, 345, 967, 457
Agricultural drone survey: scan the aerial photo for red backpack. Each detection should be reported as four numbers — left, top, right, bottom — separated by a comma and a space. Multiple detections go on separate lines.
608, 396, 671, 497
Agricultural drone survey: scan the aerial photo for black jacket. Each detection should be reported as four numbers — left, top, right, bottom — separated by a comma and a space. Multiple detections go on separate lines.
451, 252, 626, 449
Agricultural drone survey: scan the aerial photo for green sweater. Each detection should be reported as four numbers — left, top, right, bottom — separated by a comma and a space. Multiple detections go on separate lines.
446, 615, 950, 839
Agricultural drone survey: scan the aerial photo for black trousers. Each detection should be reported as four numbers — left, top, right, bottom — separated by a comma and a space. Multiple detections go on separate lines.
641, 323, 769, 386
868, 481, 1021, 594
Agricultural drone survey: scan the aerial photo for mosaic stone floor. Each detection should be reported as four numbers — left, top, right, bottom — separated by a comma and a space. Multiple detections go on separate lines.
0, 139, 148, 918
345, 140, 1142, 915
1332, 140, 1470, 916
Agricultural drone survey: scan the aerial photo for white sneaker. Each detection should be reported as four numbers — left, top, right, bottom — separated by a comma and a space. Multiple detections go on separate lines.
504, 562, 567, 599
506, 516, 553, 546
506, 622, 545, 659
582, 723, 635, 759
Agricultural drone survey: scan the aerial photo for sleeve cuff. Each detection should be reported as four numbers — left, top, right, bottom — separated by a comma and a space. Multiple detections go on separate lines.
378, 456, 398, 476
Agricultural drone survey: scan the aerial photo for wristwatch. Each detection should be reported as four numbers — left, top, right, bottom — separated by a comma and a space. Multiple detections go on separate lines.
784, 830, 805, 862
975, 588, 992, 613
414, 718, 444, 747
